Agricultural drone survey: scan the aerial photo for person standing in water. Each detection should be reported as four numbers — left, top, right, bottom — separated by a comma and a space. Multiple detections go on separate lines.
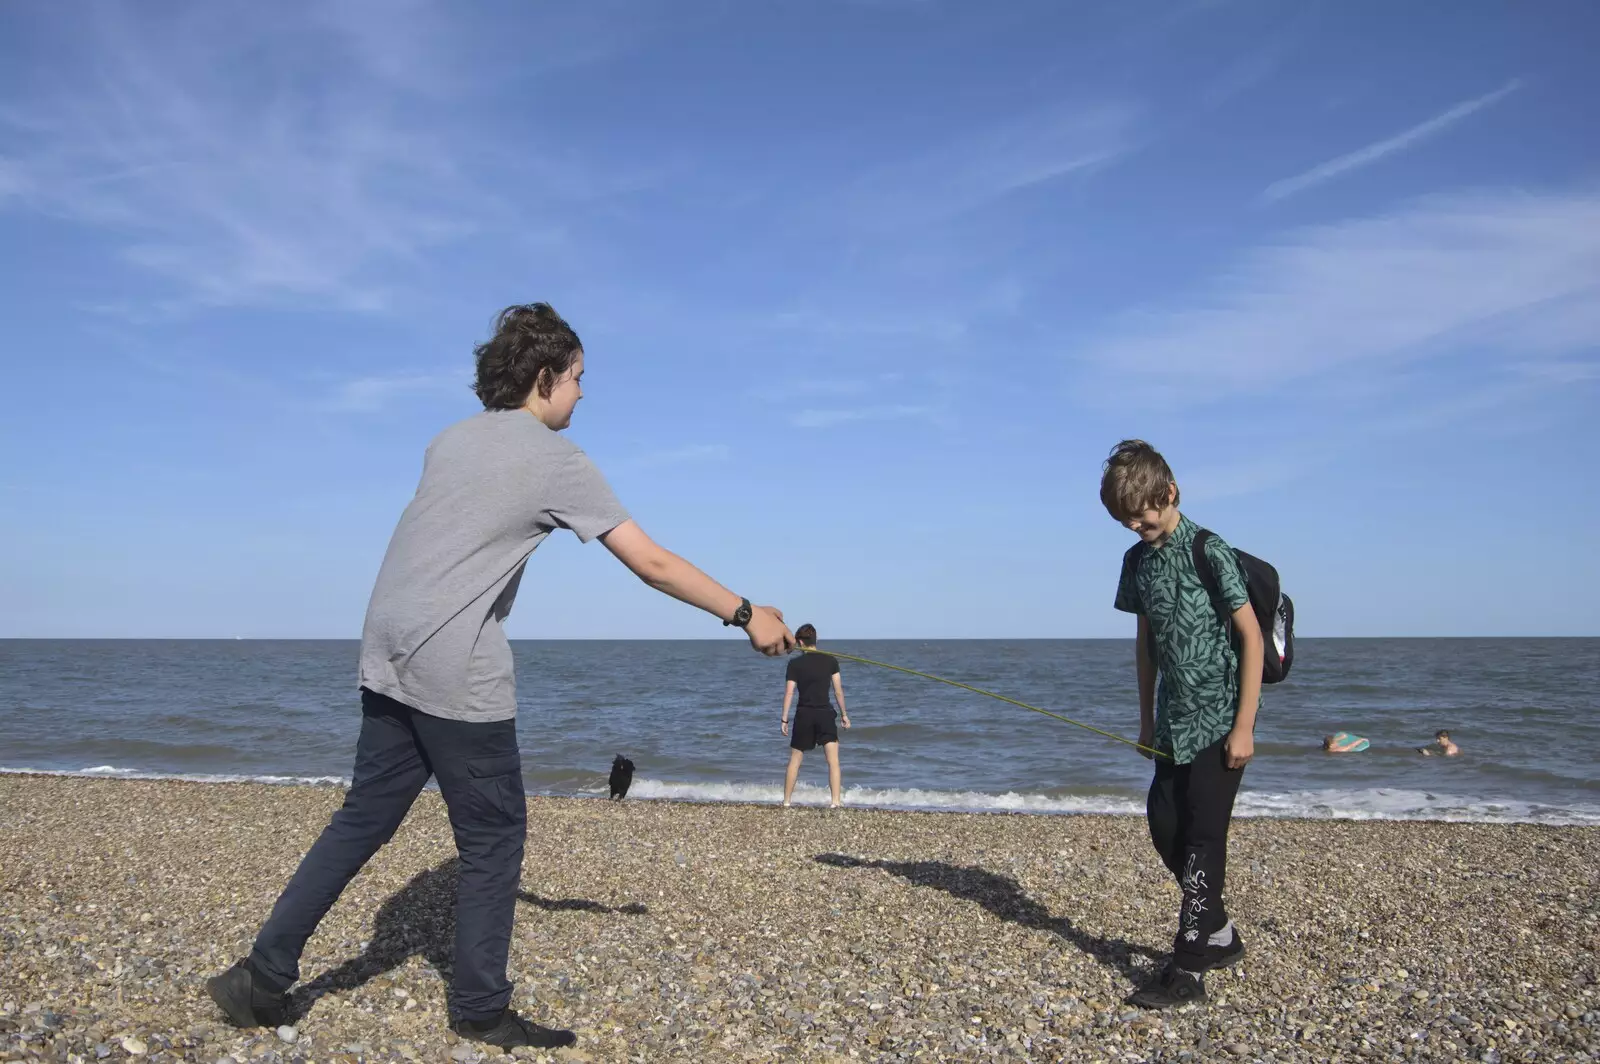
780, 624, 851, 808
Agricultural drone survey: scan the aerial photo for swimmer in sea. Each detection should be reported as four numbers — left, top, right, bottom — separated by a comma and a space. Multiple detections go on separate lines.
1418, 729, 1460, 757
1321, 732, 1369, 753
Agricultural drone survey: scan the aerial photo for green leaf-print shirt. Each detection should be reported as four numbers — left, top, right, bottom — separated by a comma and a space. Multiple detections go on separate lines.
1115, 514, 1253, 764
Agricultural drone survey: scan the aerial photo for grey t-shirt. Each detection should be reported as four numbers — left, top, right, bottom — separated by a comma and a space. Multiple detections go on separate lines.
358, 410, 630, 722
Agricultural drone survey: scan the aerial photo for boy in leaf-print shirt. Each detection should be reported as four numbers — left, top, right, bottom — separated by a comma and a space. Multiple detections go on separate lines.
1101, 440, 1264, 1010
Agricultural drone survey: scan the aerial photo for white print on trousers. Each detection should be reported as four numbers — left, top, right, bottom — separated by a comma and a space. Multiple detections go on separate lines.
1181, 852, 1209, 943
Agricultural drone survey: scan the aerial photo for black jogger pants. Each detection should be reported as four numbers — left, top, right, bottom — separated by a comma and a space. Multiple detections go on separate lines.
1145, 735, 1245, 970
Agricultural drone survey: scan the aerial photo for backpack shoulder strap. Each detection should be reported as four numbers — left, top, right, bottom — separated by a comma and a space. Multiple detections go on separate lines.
1129, 540, 1156, 664
1190, 528, 1230, 629
1190, 528, 1217, 591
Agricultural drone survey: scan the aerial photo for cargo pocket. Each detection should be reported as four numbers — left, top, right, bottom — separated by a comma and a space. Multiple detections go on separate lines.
462, 753, 527, 829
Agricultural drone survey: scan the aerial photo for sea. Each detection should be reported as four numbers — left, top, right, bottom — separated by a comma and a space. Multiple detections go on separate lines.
1, 639, 1596, 825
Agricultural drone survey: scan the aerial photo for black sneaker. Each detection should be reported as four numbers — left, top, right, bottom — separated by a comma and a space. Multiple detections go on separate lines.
451, 1008, 577, 1049
1196, 924, 1246, 971
1127, 965, 1206, 1009
205, 959, 289, 1028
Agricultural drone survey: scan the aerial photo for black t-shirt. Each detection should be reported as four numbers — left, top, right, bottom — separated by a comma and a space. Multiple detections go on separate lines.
785, 652, 839, 710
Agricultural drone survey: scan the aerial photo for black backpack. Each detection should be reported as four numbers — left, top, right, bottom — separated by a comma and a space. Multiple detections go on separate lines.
1191, 529, 1295, 684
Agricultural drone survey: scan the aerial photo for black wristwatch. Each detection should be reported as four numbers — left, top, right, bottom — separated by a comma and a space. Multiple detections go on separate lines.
723, 597, 754, 628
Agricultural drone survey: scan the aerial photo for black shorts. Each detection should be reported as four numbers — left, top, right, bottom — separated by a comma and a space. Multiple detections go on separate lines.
790, 707, 839, 752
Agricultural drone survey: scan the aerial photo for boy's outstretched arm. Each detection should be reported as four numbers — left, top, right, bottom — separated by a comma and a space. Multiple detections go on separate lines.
1136, 615, 1157, 758
600, 520, 794, 656
1225, 603, 1263, 769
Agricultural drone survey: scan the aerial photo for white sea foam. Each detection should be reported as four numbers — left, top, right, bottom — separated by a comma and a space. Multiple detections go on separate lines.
1, 766, 350, 787
1233, 787, 1600, 826
6, 767, 1597, 825
617, 778, 1600, 826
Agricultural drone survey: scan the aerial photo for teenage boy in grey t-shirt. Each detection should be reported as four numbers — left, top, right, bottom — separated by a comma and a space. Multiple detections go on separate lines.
206, 303, 794, 1051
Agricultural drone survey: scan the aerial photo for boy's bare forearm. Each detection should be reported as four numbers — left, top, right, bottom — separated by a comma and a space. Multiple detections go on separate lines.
1233, 625, 1262, 732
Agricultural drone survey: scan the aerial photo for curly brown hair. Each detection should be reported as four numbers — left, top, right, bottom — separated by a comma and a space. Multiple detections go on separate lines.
472, 303, 583, 410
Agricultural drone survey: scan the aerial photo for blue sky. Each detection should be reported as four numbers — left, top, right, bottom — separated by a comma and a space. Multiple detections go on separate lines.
2, 0, 1597, 639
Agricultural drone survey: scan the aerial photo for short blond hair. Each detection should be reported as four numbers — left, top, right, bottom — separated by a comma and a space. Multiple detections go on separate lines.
1100, 439, 1178, 520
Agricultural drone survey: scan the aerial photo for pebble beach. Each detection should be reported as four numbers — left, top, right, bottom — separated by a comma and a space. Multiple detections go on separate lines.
1, 775, 1596, 1063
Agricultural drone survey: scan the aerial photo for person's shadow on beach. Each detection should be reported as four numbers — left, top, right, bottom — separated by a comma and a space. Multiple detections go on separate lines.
814, 854, 1161, 982
290, 857, 648, 1020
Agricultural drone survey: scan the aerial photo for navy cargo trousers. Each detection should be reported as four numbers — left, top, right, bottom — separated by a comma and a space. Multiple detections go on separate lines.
248, 688, 527, 1022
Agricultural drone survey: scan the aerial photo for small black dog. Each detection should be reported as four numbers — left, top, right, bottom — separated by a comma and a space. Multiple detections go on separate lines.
608, 754, 635, 800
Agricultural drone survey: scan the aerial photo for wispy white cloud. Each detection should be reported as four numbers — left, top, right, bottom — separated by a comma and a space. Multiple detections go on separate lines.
1202, 49, 1287, 110
765, 379, 875, 399
1171, 361, 1568, 504
749, 367, 948, 432
318, 373, 462, 413
764, 309, 968, 342
0, 1, 652, 314
1263, 79, 1522, 202
791, 404, 939, 429
635, 444, 731, 467
0, 3, 487, 311
1180, 457, 1307, 503
312, 0, 665, 91
0, 158, 27, 199
837, 103, 1139, 229
749, 374, 904, 403
1201, 20, 1310, 111
1078, 188, 1600, 407
1515, 359, 1600, 385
